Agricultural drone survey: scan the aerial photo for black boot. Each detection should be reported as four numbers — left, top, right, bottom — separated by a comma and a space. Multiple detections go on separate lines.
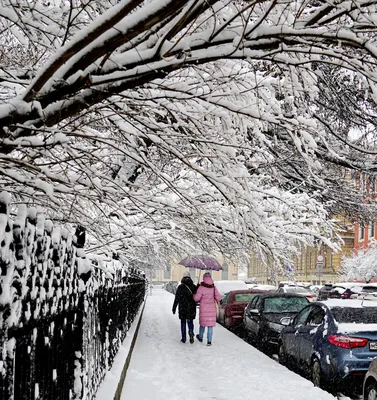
180, 338, 186, 343
189, 333, 194, 344
196, 334, 203, 343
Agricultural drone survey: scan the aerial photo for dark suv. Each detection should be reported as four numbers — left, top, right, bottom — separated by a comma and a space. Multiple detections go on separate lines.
317, 283, 333, 300
243, 292, 309, 352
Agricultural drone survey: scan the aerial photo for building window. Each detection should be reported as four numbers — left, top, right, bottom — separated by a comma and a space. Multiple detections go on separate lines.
222, 263, 228, 280
361, 173, 367, 194
370, 220, 375, 239
369, 176, 376, 194
360, 221, 365, 240
164, 267, 171, 279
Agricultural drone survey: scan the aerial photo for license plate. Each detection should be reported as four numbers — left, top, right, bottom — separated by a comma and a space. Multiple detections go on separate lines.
370, 342, 377, 351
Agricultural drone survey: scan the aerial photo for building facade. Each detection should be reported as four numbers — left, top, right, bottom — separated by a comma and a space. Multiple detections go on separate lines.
247, 216, 355, 285
152, 257, 239, 283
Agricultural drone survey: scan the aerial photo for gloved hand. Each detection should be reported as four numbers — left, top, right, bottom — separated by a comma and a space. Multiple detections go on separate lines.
172, 310, 176, 315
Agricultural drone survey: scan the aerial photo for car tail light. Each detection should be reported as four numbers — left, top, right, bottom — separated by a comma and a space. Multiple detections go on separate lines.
328, 335, 368, 349
350, 371, 365, 377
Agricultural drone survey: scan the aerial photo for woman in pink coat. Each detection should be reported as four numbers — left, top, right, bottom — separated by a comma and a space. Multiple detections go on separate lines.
193, 272, 222, 346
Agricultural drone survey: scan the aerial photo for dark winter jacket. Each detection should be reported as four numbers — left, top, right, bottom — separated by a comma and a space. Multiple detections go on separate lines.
172, 276, 198, 320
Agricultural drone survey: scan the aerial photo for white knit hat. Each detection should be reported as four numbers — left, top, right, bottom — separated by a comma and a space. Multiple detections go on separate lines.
183, 271, 191, 278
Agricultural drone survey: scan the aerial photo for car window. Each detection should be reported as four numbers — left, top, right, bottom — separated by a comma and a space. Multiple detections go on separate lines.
234, 293, 258, 302
248, 295, 260, 310
263, 296, 309, 313
294, 305, 312, 325
222, 293, 230, 304
331, 307, 377, 323
361, 286, 377, 293
255, 296, 263, 309
306, 306, 325, 326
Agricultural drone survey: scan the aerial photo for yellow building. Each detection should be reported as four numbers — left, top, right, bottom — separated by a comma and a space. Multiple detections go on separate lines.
152, 257, 239, 283
247, 217, 355, 285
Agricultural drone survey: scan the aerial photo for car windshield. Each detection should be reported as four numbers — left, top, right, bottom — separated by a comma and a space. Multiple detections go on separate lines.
234, 293, 257, 302
331, 307, 377, 323
263, 297, 309, 313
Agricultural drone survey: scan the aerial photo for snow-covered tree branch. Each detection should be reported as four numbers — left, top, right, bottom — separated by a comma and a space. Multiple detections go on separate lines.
1, 0, 377, 269
340, 241, 377, 283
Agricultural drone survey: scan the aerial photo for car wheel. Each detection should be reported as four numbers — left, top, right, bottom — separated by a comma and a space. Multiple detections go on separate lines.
312, 358, 325, 389
278, 343, 287, 366
365, 381, 377, 400
256, 332, 266, 351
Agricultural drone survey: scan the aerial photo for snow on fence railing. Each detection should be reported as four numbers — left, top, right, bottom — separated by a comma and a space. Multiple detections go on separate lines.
0, 193, 146, 400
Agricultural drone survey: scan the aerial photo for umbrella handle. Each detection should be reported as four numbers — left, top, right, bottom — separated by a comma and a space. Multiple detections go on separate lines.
198, 269, 201, 285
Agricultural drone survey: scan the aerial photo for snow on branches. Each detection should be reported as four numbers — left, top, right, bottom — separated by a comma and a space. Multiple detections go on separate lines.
340, 240, 377, 283
1, 1, 377, 268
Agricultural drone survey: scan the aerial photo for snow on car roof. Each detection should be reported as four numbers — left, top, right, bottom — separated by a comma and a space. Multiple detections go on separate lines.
319, 299, 377, 333
337, 323, 377, 333
214, 280, 249, 294
320, 299, 377, 308
332, 282, 365, 288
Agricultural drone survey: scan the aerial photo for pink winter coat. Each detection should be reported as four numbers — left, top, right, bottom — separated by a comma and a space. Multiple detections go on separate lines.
193, 275, 222, 327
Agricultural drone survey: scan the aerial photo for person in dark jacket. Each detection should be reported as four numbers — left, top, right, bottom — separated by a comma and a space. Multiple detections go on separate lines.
172, 271, 198, 343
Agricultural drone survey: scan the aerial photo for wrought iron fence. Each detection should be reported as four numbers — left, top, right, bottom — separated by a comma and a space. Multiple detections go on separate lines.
0, 194, 146, 399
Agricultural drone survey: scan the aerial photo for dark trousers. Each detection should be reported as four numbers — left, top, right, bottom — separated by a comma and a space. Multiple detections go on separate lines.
180, 319, 194, 340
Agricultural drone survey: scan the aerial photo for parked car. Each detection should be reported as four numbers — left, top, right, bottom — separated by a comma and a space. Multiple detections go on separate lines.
243, 292, 310, 352
309, 285, 322, 296
363, 357, 377, 400
278, 299, 377, 396
317, 283, 334, 300
327, 283, 364, 299
358, 283, 377, 299
214, 280, 249, 297
317, 282, 363, 300
217, 289, 271, 329
277, 285, 316, 301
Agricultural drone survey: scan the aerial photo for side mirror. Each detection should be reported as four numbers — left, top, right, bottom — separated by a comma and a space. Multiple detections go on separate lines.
249, 308, 259, 316
219, 299, 223, 305
280, 316, 292, 326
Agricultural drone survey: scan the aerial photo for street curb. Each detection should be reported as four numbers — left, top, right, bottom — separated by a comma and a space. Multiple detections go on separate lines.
113, 297, 147, 400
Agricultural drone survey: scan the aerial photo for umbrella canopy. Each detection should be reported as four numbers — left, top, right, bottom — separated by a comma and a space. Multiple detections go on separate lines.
178, 255, 223, 271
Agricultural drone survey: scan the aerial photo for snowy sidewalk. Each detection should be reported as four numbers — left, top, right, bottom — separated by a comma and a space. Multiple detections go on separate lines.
119, 288, 337, 400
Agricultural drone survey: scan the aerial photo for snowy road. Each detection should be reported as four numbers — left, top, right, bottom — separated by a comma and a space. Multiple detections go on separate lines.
120, 288, 338, 400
